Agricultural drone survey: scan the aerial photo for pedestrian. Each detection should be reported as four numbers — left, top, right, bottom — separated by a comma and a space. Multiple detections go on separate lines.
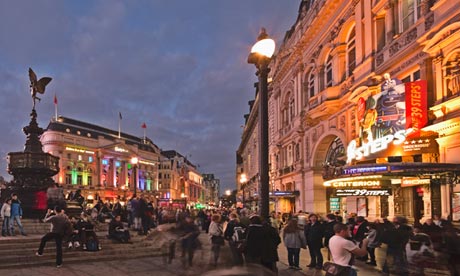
36, 206, 71, 268
224, 212, 244, 266
283, 218, 306, 270
366, 223, 380, 266
304, 213, 324, 269
1, 198, 12, 236
352, 216, 369, 261
10, 193, 27, 236
380, 216, 412, 275
209, 214, 224, 266
244, 214, 281, 273
179, 215, 201, 267
324, 214, 338, 261
326, 223, 369, 276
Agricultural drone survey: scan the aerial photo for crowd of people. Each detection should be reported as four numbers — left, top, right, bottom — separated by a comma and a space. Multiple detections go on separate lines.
2, 188, 460, 275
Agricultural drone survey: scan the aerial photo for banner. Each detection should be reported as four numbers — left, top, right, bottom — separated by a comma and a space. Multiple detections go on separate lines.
405, 80, 428, 137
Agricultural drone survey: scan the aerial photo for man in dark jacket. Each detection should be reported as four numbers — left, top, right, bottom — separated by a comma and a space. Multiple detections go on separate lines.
353, 216, 369, 261
36, 206, 70, 267
323, 213, 338, 260
304, 213, 324, 269
381, 216, 412, 275
244, 215, 281, 273
224, 213, 244, 265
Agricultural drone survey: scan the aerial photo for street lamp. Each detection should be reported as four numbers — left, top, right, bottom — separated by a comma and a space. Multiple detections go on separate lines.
248, 28, 275, 221
130, 157, 138, 196
240, 173, 248, 207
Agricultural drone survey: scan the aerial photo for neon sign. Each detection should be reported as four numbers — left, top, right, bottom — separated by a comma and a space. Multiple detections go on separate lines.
115, 146, 128, 153
65, 146, 94, 154
347, 129, 406, 163
334, 189, 391, 197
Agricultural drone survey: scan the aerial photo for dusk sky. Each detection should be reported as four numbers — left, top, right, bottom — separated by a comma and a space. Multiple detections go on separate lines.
0, 1, 300, 192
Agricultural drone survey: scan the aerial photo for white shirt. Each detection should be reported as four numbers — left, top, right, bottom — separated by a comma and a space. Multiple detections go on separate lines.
329, 235, 358, 266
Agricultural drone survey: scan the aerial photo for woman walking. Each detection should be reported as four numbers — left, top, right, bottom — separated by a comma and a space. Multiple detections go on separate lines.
283, 218, 306, 270
209, 214, 224, 266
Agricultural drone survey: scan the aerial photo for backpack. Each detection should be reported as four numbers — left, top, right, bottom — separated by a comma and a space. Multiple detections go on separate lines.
86, 238, 99, 252
232, 226, 245, 242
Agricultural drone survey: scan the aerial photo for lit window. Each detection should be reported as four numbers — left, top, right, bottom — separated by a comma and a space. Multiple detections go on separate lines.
78, 155, 82, 161
88, 156, 93, 163
347, 28, 356, 77
102, 159, 108, 165
115, 161, 121, 167
309, 72, 315, 98
326, 54, 333, 88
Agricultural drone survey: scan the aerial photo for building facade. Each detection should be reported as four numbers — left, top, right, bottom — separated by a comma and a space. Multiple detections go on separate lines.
41, 116, 161, 203
238, 0, 460, 223
202, 173, 220, 207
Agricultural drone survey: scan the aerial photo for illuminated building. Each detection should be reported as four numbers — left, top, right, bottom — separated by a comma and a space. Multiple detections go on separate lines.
41, 116, 160, 202
239, 0, 460, 223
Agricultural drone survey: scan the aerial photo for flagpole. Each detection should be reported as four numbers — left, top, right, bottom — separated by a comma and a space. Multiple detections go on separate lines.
118, 112, 122, 138
54, 94, 58, 121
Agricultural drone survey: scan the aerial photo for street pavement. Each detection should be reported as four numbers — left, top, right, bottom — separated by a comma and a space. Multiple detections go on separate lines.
0, 227, 384, 276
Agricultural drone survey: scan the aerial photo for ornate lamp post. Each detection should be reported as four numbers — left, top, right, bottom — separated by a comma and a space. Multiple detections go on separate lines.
130, 157, 138, 196
247, 28, 275, 220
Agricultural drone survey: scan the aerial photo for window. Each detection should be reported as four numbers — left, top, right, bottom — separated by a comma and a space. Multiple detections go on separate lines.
309, 72, 315, 98
326, 54, 333, 88
347, 28, 356, 77
289, 97, 295, 119
401, 0, 422, 32
65, 174, 72, 185
77, 175, 82, 185
87, 176, 92, 186
401, 70, 421, 83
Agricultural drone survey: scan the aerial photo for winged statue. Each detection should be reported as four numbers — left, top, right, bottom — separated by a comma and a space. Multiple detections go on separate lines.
29, 68, 52, 109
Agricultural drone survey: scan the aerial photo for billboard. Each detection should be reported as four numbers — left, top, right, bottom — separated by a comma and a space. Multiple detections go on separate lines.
347, 76, 428, 163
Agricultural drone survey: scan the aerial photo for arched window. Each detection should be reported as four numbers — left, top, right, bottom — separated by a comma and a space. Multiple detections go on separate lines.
281, 92, 293, 127
325, 54, 333, 88
347, 28, 356, 77
445, 51, 460, 98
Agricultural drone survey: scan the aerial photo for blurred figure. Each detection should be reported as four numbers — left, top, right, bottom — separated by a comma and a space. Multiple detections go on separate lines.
366, 223, 380, 266
209, 214, 224, 266
442, 221, 460, 276
323, 214, 338, 260
179, 216, 201, 267
224, 212, 244, 266
381, 216, 412, 275
244, 215, 281, 273
283, 218, 306, 270
421, 218, 442, 250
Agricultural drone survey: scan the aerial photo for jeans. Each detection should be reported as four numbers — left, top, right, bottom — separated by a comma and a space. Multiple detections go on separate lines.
38, 232, 63, 265
10, 215, 25, 234
2, 217, 11, 234
287, 247, 300, 267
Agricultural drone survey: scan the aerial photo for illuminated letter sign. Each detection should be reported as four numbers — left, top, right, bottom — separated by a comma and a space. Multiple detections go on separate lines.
332, 181, 382, 188
401, 177, 430, 187
334, 189, 392, 197
405, 80, 427, 138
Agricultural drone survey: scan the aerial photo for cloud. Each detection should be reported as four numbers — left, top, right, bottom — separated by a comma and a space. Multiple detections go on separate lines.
0, 1, 300, 192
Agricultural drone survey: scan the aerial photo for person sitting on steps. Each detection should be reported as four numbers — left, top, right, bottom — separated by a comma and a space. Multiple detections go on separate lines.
76, 212, 101, 250
108, 214, 131, 243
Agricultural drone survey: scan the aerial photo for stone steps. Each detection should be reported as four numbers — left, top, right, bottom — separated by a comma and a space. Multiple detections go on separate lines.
0, 221, 166, 269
